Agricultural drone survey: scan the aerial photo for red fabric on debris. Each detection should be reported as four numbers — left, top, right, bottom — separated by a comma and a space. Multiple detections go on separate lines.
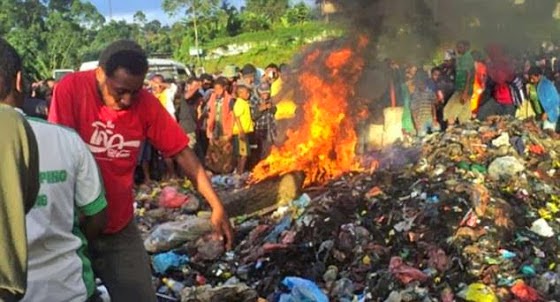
389, 256, 428, 284
428, 248, 449, 272
529, 144, 545, 156
158, 186, 189, 208
511, 280, 540, 302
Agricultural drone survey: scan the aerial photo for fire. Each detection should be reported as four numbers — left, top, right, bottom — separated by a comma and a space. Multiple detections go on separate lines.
252, 39, 369, 186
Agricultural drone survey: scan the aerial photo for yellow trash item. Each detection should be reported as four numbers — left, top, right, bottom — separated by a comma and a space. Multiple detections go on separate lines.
465, 283, 498, 302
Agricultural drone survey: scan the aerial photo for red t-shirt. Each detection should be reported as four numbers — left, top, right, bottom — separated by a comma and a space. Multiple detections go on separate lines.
48, 70, 188, 233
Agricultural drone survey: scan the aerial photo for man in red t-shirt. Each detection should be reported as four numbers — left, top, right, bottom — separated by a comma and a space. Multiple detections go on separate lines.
48, 40, 234, 302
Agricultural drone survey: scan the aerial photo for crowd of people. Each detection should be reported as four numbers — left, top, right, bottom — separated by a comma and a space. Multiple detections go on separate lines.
381, 40, 560, 139
20, 53, 293, 185
3, 34, 560, 302
1, 38, 233, 302
137, 61, 292, 182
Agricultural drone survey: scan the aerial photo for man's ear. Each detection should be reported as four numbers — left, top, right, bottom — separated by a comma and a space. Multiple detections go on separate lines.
95, 67, 106, 83
15, 71, 22, 93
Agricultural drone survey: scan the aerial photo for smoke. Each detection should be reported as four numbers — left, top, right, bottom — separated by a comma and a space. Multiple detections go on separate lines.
329, 0, 560, 59
276, 0, 560, 138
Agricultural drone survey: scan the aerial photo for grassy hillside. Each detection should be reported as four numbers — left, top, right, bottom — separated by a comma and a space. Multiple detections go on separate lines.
198, 21, 343, 73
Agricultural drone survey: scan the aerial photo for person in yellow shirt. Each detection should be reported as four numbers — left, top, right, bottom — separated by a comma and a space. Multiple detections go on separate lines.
150, 74, 177, 120
271, 66, 297, 121
150, 74, 178, 180
233, 81, 254, 175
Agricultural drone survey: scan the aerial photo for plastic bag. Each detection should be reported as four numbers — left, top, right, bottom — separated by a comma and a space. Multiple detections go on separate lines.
530, 218, 555, 237
511, 280, 540, 302
389, 256, 428, 284
278, 277, 329, 302
461, 283, 498, 302
182, 283, 258, 302
152, 251, 189, 274
144, 216, 213, 253
488, 156, 525, 180
158, 186, 189, 208
195, 234, 225, 261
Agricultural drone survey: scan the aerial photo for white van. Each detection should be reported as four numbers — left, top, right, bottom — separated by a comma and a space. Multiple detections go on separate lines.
52, 69, 74, 81
79, 58, 193, 82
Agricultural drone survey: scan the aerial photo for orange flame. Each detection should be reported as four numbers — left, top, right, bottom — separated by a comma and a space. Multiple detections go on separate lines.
252, 39, 370, 186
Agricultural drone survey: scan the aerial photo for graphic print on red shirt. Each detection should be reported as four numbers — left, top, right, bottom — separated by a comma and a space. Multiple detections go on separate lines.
48, 70, 189, 233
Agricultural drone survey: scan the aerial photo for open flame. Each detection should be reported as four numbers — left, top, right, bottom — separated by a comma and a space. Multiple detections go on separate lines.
252, 38, 369, 186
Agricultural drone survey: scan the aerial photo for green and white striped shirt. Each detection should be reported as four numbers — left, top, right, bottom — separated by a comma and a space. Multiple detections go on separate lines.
21, 115, 107, 302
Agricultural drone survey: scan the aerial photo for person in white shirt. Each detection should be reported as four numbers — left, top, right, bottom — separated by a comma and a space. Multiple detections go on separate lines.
0, 36, 107, 302
3, 102, 108, 302
18, 114, 108, 302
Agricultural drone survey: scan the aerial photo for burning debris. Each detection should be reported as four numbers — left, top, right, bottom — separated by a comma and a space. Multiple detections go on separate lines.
252, 37, 368, 186
139, 117, 559, 301
135, 2, 560, 301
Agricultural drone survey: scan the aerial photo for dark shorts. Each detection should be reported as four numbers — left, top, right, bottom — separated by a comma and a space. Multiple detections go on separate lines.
89, 220, 156, 302
137, 141, 152, 164
233, 135, 250, 157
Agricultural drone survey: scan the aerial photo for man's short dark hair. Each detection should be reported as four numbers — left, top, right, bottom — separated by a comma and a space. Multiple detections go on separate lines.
214, 76, 228, 87
99, 40, 148, 77
0, 38, 22, 101
279, 63, 289, 73
430, 67, 442, 75
150, 74, 165, 82
266, 63, 279, 70
200, 73, 213, 82
528, 66, 542, 77
45, 77, 55, 82
241, 64, 257, 76
186, 76, 200, 85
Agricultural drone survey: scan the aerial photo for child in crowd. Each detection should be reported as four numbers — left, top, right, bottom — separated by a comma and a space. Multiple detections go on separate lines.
232, 80, 255, 174
411, 73, 440, 137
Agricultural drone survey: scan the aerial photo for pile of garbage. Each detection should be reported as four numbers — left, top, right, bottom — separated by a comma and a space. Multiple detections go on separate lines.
136, 117, 560, 302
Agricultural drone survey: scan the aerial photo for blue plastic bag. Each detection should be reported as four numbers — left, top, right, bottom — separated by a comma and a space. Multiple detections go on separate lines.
278, 277, 329, 302
152, 251, 189, 274
264, 216, 292, 243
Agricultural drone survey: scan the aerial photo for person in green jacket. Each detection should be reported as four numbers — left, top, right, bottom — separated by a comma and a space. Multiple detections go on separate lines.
0, 38, 40, 302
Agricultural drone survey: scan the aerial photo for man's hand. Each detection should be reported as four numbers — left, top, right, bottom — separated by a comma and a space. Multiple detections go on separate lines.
210, 207, 234, 250
239, 131, 246, 140
174, 147, 236, 251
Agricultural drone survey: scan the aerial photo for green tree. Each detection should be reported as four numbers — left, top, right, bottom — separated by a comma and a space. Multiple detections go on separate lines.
162, 0, 221, 63
239, 11, 271, 32
221, 0, 241, 36
281, 2, 312, 26
133, 11, 147, 24
245, 0, 289, 23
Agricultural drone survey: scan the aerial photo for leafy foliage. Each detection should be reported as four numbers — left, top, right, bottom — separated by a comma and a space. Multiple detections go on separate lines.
2, 0, 318, 80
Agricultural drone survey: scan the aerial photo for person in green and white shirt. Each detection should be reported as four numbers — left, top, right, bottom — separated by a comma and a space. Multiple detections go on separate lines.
0, 38, 108, 302
19, 115, 108, 302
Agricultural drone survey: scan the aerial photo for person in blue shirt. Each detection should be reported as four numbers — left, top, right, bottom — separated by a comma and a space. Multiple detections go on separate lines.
528, 66, 560, 137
